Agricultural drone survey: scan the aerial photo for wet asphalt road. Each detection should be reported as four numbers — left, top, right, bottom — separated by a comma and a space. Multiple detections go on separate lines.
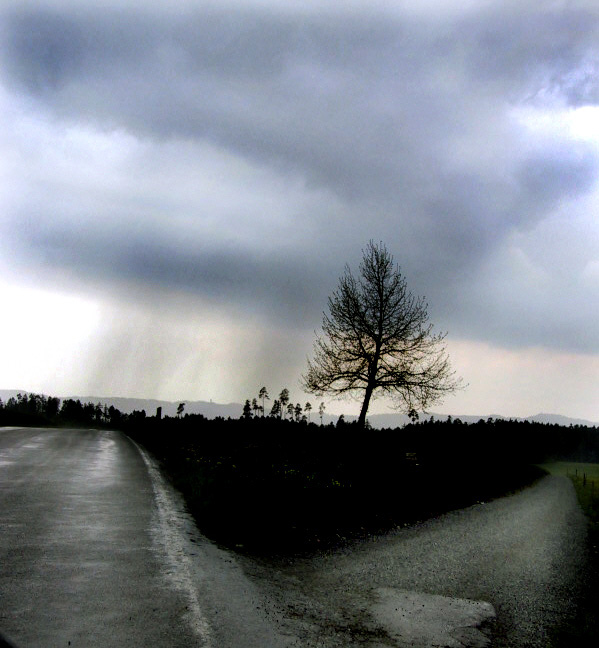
0, 427, 289, 648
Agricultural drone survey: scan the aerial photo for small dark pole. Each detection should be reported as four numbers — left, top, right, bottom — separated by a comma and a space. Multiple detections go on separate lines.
583, 472, 587, 487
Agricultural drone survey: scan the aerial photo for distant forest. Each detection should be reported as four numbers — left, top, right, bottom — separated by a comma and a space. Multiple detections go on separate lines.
1, 390, 597, 463
3, 391, 598, 551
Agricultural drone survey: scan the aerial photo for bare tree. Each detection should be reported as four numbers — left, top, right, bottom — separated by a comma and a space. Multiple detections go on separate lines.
302, 241, 461, 428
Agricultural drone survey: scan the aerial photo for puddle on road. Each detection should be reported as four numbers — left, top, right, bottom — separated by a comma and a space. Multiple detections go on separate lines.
371, 588, 495, 648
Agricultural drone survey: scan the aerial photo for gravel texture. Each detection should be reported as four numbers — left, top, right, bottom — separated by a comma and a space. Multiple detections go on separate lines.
244, 475, 589, 647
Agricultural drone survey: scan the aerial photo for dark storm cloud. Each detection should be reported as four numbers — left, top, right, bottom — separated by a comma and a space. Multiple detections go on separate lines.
2, 6, 430, 211
4, 4, 597, 208
10, 220, 327, 327
2, 1, 599, 354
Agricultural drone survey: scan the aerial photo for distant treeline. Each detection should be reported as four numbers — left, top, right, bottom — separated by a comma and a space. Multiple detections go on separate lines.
1, 391, 597, 463
0, 392, 140, 428
3, 391, 599, 552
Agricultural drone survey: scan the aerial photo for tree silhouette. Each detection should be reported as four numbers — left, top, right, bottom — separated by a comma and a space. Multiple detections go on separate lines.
302, 241, 461, 427
258, 386, 269, 417
318, 401, 326, 425
304, 401, 312, 422
286, 402, 295, 420
279, 388, 290, 419
177, 402, 185, 418
270, 399, 281, 418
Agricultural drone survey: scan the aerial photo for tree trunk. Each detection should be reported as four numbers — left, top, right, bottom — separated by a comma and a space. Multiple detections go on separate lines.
358, 348, 381, 428
358, 382, 375, 428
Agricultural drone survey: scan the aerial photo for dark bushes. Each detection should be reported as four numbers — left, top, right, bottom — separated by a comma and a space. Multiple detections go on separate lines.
124, 415, 564, 554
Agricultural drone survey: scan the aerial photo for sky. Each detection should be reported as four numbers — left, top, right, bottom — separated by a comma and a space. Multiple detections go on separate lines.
1, 0, 598, 421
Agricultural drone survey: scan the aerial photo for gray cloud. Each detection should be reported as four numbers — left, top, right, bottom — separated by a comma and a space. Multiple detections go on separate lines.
518, 145, 598, 205
461, 8, 599, 92
8, 217, 330, 328
2, 0, 599, 361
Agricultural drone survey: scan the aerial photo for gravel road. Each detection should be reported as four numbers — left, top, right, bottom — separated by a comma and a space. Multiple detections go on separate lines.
243, 474, 589, 647
1, 427, 590, 648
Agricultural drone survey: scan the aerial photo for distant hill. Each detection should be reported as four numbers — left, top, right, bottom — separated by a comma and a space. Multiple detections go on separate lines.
526, 412, 599, 427
1, 390, 597, 428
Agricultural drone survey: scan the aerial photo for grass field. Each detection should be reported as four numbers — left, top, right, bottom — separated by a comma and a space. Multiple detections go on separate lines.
540, 461, 599, 526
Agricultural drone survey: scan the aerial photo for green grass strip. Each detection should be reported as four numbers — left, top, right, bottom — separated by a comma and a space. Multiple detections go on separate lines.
540, 462, 599, 527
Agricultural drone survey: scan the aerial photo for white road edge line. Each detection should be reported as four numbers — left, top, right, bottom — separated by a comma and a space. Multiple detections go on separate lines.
132, 439, 214, 647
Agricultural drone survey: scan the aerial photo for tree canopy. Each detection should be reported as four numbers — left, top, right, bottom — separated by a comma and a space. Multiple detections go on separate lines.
302, 241, 461, 427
